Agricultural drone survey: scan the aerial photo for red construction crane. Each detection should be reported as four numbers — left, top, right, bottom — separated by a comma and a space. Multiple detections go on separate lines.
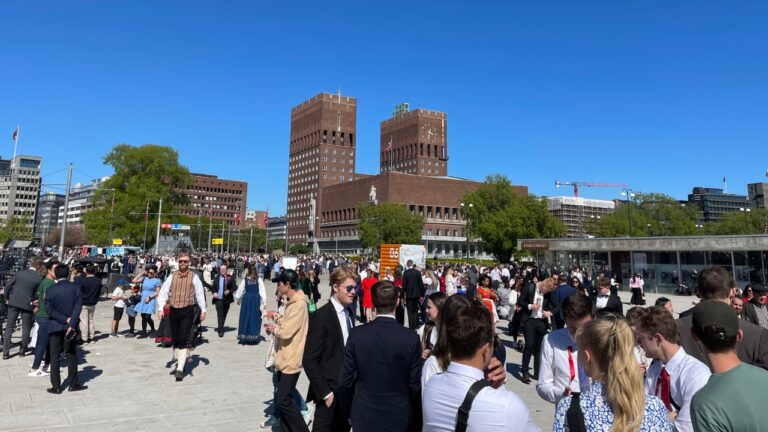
555, 181, 629, 197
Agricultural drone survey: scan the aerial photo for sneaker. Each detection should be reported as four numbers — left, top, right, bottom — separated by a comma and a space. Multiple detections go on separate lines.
28, 369, 49, 377
110, 332, 119, 338
260, 416, 280, 428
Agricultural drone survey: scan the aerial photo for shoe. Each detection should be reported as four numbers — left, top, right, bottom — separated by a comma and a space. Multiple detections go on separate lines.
136, 333, 147, 339
28, 369, 49, 377
149, 331, 157, 338
174, 370, 183, 381
18, 350, 26, 357
218, 332, 224, 338
85, 339, 93, 344
68, 384, 88, 392
110, 332, 119, 338
521, 373, 531, 384
2, 353, 9, 360
47, 387, 62, 395
169, 368, 178, 375
533, 372, 539, 381
125, 333, 136, 338
260, 416, 280, 428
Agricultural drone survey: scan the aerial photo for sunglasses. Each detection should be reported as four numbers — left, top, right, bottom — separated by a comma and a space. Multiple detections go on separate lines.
341, 284, 355, 293
178, 260, 189, 263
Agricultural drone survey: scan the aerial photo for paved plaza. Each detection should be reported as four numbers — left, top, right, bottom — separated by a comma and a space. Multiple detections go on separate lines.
0, 276, 698, 431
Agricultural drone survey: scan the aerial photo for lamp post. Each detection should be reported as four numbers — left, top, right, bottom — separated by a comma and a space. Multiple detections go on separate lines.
460, 202, 473, 259
739, 207, 751, 234
620, 187, 635, 237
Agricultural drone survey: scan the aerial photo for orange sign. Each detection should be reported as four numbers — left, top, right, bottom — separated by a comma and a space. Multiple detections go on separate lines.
379, 244, 401, 280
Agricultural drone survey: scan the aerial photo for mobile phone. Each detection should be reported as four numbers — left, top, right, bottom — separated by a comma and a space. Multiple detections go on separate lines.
65, 329, 76, 341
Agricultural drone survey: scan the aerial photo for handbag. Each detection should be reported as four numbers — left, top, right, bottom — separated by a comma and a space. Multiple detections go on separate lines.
264, 335, 276, 371
308, 297, 317, 314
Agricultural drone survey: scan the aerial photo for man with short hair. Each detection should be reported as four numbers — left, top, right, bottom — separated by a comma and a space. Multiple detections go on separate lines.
676, 267, 768, 370
337, 280, 422, 431
637, 306, 710, 432
29, 258, 59, 377
78, 264, 103, 343
742, 284, 768, 330
731, 296, 745, 320
207, 263, 236, 337
550, 272, 576, 330
690, 300, 768, 431
536, 293, 593, 404
3, 258, 43, 359
45, 264, 86, 393
423, 302, 537, 431
517, 277, 555, 384
593, 277, 623, 317
402, 259, 423, 330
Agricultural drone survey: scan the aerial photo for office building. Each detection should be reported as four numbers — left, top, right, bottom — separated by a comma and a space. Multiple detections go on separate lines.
179, 173, 247, 227
35, 192, 65, 239
58, 177, 110, 225
546, 196, 616, 238
687, 187, 749, 222
748, 182, 768, 210
0, 155, 42, 228
266, 216, 287, 246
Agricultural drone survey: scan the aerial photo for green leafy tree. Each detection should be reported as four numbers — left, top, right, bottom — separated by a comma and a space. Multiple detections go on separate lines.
0, 216, 33, 244
288, 243, 310, 255
461, 175, 564, 263
589, 193, 701, 237
357, 202, 424, 251
708, 208, 768, 235
83, 144, 193, 246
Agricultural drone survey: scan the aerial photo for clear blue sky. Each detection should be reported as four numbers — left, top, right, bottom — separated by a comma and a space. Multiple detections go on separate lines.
3, 1, 767, 215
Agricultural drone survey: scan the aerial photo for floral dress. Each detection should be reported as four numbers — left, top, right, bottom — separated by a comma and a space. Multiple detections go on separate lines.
553, 381, 673, 432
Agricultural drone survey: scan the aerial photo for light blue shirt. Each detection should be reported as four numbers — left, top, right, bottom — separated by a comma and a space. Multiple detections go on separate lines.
218, 276, 225, 299
423, 362, 539, 432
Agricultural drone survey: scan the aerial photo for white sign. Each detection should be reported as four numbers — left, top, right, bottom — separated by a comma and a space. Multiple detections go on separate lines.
399, 244, 426, 269
280, 257, 298, 271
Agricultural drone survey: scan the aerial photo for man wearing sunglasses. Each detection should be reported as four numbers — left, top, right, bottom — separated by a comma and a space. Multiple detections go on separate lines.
157, 253, 207, 381
303, 267, 357, 432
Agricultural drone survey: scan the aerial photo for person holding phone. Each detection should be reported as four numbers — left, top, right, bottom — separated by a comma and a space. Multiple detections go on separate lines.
44, 264, 87, 394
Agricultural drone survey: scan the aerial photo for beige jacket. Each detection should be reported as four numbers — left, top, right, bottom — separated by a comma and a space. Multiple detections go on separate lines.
274, 289, 309, 374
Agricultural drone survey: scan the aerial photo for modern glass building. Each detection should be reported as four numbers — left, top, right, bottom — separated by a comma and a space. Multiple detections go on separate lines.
518, 235, 768, 294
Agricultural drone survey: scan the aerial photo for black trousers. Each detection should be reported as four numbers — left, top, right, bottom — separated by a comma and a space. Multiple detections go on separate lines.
311, 397, 350, 432
169, 306, 196, 349
215, 301, 230, 332
522, 318, 548, 375
49, 330, 78, 390
406, 298, 420, 330
630, 288, 644, 305
3, 306, 34, 354
277, 371, 309, 432
508, 311, 522, 341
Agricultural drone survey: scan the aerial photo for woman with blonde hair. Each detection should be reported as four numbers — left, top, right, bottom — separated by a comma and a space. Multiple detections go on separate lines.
553, 316, 672, 432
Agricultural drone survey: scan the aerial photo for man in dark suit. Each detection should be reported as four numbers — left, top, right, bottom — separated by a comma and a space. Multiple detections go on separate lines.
3, 258, 43, 359
593, 276, 624, 317
44, 264, 87, 393
401, 260, 423, 330
206, 263, 236, 337
742, 284, 768, 330
337, 280, 422, 432
517, 276, 556, 384
303, 267, 357, 432
677, 267, 768, 370
550, 271, 576, 329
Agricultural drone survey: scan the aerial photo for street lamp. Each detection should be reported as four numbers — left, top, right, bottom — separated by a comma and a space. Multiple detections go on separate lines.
460, 202, 473, 259
739, 207, 751, 234
620, 188, 636, 237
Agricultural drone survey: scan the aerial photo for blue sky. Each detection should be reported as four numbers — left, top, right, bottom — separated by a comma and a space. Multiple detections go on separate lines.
2, 1, 767, 215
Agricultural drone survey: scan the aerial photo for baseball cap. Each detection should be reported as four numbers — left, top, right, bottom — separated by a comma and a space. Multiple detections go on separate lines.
692, 300, 739, 343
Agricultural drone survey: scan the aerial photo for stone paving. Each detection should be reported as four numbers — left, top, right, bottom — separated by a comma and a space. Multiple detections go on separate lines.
0, 277, 698, 431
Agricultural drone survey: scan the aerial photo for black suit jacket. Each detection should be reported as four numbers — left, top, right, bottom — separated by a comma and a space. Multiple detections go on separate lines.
4, 268, 43, 311
337, 317, 422, 432
402, 268, 422, 300
303, 301, 347, 403
45, 280, 83, 334
207, 273, 236, 304
516, 282, 553, 323
678, 313, 768, 370
594, 294, 624, 317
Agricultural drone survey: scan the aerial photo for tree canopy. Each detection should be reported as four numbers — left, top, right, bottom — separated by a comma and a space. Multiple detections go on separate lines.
0, 216, 33, 245
589, 193, 701, 237
83, 144, 193, 246
461, 174, 565, 263
357, 202, 424, 251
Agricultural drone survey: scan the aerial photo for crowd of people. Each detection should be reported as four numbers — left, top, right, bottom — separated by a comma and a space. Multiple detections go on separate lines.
2, 248, 768, 431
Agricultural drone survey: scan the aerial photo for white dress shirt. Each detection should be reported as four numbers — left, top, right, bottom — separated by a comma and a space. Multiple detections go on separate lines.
330, 296, 350, 345
421, 355, 443, 393
644, 347, 710, 432
157, 271, 207, 313
536, 328, 590, 404
530, 287, 544, 319
423, 362, 539, 431
595, 294, 610, 310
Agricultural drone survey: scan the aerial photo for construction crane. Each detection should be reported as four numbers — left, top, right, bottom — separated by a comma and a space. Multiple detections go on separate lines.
555, 181, 629, 197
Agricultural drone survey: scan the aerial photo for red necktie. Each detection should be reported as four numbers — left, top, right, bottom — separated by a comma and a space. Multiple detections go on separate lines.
655, 366, 672, 411
567, 346, 576, 383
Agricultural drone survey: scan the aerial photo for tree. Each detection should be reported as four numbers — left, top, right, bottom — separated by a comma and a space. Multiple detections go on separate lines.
0, 216, 33, 245
708, 208, 768, 235
357, 202, 424, 251
288, 243, 310, 255
83, 144, 192, 246
589, 193, 701, 237
45, 224, 87, 248
461, 175, 564, 263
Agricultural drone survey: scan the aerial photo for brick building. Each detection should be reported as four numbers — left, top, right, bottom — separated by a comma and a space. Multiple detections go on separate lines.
380, 105, 448, 176
286, 92, 357, 246
179, 173, 247, 227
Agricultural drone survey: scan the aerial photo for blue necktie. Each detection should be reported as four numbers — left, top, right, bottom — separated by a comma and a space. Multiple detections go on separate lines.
218, 277, 224, 299
342, 308, 352, 332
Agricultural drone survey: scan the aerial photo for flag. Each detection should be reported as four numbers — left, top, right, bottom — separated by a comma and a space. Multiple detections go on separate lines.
11, 127, 18, 142
235, 213, 241, 225
384, 138, 392, 153
723, 176, 727, 183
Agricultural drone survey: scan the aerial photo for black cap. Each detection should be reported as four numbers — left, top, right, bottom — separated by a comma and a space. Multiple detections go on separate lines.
751, 284, 767, 294
692, 300, 739, 342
